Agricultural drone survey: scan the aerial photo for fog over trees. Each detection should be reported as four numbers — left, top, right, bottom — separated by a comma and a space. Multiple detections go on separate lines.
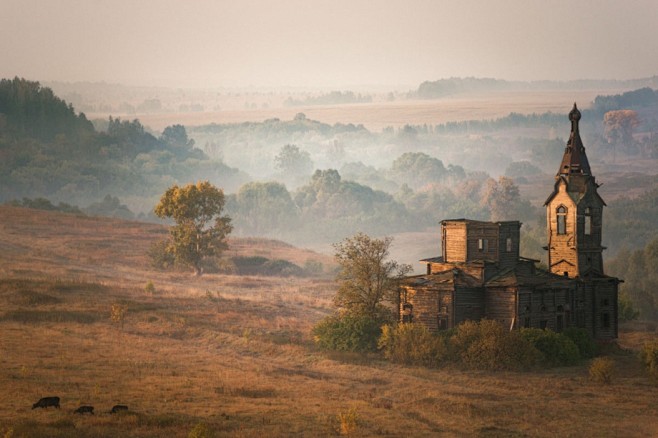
3, 77, 658, 315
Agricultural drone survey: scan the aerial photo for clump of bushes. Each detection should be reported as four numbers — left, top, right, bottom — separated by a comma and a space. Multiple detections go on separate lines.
314, 318, 602, 371
378, 320, 546, 371
232, 256, 304, 276
589, 357, 615, 384
562, 327, 597, 358
312, 314, 384, 352
378, 323, 449, 367
452, 320, 541, 371
520, 328, 581, 367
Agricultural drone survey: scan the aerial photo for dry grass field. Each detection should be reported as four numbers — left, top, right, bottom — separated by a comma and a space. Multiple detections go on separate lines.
88, 89, 619, 132
0, 206, 657, 437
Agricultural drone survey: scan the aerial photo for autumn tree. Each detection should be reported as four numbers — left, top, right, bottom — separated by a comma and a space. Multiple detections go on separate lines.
333, 233, 412, 320
154, 181, 232, 276
480, 176, 534, 222
312, 233, 412, 352
604, 110, 640, 158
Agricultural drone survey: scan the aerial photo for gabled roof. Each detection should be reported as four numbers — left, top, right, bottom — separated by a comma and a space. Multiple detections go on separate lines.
485, 265, 574, 288
401, 268, 482, 288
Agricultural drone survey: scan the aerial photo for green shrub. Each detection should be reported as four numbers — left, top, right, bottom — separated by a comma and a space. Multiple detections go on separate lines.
312, 313, 383, 352
639, 340, 658, 381
188, 422, 212, 438
589, 357, 615, 384
144, 280, 156, 295
451, 320, 541, 371
378, 323, 449, 367
304, 259, 324, 275
563, 327, 597, 358
520, 328, 581, 367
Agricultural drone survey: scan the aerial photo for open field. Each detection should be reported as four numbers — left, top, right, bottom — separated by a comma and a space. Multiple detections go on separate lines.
86, 90, 621, 132
0, 206, 657, 437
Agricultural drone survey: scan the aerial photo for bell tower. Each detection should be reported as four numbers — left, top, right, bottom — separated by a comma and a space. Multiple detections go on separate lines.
545, 104, 606, 278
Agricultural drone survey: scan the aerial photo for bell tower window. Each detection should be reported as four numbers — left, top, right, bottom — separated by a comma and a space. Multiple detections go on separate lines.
585, 207, 592, 235
557, 206, 567, 235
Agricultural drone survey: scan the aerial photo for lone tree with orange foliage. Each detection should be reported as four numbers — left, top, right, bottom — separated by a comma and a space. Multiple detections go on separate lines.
155, 181, 232, 276
604, 109, 640, 159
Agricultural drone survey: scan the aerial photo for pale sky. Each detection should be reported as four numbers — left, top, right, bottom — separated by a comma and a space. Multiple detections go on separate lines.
2, 0, 657, 89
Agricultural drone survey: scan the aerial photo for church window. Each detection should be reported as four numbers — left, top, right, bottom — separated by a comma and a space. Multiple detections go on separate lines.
557, 206, 567, 235
585, 207, 592, 235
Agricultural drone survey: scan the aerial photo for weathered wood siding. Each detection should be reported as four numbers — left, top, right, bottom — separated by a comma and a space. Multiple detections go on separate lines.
485, 287, 516, 328
454, 286, 484, 324
465, 221, 499, 262
497, 222, 521, 269
591, 279, 618, 340
401, 286, 454, 331
443, 222, 467, 262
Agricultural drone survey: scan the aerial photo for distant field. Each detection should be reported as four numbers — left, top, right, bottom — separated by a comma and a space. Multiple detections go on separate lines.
1, 206, 657, 437
88, 89, 622, 132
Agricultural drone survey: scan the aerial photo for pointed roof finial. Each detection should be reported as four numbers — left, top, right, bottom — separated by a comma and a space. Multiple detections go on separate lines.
569, 102, 581, 123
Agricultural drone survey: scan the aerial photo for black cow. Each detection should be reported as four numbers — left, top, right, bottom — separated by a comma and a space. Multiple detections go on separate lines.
110, 404, 128, 414
32, 396, 60, 409
74, 405, 94, 415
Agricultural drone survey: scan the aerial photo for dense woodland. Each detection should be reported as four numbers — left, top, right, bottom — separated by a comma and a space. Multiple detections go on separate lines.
2, 77, 658, 318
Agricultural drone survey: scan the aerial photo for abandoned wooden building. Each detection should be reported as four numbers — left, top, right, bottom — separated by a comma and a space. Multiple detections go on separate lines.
399, 104, 620, 340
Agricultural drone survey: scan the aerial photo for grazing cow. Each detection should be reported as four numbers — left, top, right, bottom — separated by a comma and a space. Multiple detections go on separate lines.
32, 396, 60, 409
110, 404, 128, 414
74, 405, 94, 415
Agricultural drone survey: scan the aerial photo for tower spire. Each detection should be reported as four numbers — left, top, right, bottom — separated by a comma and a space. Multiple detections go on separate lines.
557, 103, 591, 178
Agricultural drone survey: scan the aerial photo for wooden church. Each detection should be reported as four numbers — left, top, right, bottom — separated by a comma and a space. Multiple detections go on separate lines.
399, 104, 620, 340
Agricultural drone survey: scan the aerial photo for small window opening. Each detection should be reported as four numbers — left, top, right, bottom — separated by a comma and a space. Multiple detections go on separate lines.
556, 314, 564, 332
602, 313, 610, 328
506, 237, 513, 252
557, 206, 567, 235
540, 320, 548, 330
478, 238, 488, 251
585, 207, 592, 236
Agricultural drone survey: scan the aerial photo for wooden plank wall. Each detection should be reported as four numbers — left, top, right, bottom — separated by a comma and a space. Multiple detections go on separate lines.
443, 222, 467, 262
466, 222, 499, 262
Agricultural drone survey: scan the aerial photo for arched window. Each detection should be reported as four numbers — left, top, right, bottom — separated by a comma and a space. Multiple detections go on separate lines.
557, 206, 567, 235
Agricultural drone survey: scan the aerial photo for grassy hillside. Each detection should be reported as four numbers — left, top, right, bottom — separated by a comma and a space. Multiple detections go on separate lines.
0, 206, 656, 437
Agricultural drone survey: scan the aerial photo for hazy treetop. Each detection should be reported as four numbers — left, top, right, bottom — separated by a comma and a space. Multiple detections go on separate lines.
2, 0, 658, 89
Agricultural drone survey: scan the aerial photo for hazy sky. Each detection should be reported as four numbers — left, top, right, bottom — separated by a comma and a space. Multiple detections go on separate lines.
2, 0, 657, 89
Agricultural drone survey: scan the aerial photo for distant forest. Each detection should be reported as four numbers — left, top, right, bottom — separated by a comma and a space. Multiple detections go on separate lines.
413, 76, 658, 99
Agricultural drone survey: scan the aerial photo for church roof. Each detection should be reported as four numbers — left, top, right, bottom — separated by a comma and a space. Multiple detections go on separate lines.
556, 103, 592, 178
